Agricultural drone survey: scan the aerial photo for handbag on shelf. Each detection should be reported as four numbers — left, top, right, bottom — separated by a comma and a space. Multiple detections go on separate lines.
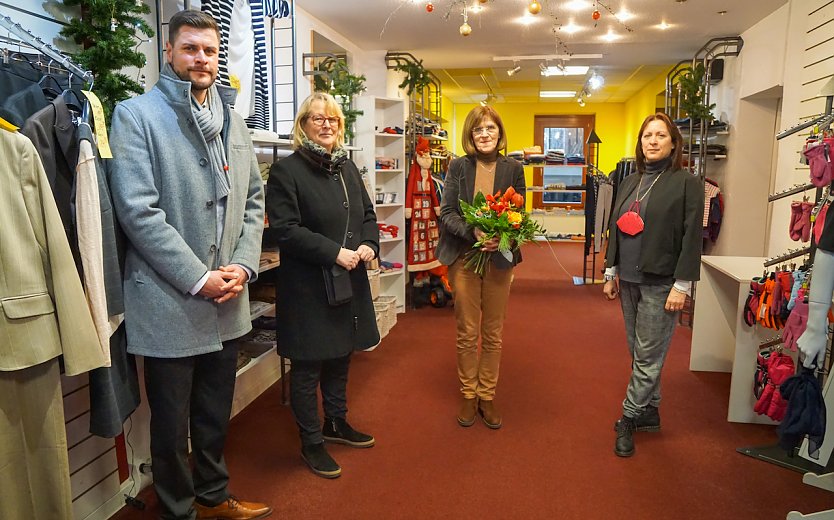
323, 171, 353, 306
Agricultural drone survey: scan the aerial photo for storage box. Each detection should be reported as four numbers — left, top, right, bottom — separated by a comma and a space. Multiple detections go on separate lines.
367, 268, 380, 300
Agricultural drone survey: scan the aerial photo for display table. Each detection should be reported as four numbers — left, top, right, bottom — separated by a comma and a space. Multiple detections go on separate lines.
690, 255, 781, 424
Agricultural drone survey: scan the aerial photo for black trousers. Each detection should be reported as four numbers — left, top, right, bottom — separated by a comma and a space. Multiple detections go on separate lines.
290, 354, 351, 446
144, 342, 238, 520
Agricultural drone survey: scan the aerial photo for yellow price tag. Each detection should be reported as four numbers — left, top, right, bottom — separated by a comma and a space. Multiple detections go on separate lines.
0, 116, 19, 132
229, 74, 241, 92
80, 90, 113, 159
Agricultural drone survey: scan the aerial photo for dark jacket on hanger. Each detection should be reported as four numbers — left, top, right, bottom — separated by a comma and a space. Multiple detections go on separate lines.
266, 150, 380, 360
605, 167, 703, 281
437, 154, 526, 269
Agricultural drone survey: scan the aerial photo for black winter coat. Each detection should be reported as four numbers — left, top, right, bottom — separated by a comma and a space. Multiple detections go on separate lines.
266, 150, 380, 360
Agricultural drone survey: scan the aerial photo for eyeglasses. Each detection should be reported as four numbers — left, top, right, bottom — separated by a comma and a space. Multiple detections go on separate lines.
309, 115, 340, 127
472, 125, 499, 136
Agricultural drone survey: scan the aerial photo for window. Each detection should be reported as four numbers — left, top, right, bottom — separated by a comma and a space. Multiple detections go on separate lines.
532, 115, 595, 210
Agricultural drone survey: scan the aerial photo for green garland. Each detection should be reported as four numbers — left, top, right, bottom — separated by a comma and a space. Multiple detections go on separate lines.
60, 0, 154, 122
313, 58, 366, 140
393, 59, 431, 96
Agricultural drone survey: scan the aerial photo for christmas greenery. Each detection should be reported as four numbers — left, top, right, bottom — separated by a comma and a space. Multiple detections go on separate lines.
393, 59, 432, 96
60, 0, 154, 121
677, 63, 715, 122
313, 57, 366, 140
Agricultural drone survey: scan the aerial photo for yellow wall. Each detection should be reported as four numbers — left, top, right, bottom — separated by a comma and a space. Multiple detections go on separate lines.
622, 67, 675, 156
450, 101, 627, 176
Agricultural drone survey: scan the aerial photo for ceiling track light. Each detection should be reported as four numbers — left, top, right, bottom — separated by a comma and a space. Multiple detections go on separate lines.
507, 63, 522, 76
577, 97, 586, 107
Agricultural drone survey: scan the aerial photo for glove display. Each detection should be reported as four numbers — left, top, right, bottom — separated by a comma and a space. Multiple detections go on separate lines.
781, 298, 808, 352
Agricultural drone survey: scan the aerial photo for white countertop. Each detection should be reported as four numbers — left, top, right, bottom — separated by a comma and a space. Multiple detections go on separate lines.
701, 256, 767, 282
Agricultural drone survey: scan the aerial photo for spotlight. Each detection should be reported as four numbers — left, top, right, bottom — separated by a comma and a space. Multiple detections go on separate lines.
555, 60, 566, 73
577, 97, 586, 107
588, 71, 604, 90
507, 64, 522, 76
539, 62, 548, 73
582, 88, 591, 98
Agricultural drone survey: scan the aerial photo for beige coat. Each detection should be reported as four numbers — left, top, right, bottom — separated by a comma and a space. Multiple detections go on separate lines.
0, 129, 105, 375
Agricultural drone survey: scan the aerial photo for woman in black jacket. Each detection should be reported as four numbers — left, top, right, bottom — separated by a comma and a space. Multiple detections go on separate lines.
603, 112, 703, 458
436, 105, 526, 429
266, 92, 379, 479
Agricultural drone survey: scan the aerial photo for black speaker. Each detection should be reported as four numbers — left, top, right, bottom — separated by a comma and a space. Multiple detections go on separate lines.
709, 59, 724, 83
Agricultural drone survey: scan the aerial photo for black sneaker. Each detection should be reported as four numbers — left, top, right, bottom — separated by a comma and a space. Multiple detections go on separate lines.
614, 405, 661, 433
322, 417, 375, 448
614, 416, 635, 457
301, 442, 341, 479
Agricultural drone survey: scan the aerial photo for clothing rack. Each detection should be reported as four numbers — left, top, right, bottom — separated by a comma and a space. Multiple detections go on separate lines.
0, 15, 93, 86
769, 183, 817, 202
738, 94, 834, 480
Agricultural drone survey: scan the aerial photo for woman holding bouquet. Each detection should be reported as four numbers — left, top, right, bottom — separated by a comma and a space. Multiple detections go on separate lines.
437, 106, 526, 429
603, 112, 703, 457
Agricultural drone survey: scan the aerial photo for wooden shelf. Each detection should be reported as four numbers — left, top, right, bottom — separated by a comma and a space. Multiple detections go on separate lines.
375, 203, 403, 208
249, 301, 275, 321
375, 168, 403, 173
258, 251, 280, 273
380, 269, 404, 278
236, 345, 277, 378
375, 132, 404, 138
380, 237, 404, 243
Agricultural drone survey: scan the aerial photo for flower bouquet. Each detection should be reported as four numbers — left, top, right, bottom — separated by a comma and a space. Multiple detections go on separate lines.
459, 187, 545, 275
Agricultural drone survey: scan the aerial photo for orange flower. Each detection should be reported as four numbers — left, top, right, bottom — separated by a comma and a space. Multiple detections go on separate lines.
511, 193, 524, 208
502, 186, 516, 203
507, 211, 522, 225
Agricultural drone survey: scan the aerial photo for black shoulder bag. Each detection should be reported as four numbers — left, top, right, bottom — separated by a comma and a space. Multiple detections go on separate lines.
323, 171, 353, 306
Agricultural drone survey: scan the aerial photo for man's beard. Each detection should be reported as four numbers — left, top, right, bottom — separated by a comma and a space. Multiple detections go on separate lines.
173, 64, 216, 90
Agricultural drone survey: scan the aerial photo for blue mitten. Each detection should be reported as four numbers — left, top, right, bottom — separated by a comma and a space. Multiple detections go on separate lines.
797, 249, 834, 368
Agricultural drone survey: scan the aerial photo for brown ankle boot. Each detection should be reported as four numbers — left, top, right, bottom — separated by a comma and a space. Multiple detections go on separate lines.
478, 399, 502, 429
457, 397, 477, 427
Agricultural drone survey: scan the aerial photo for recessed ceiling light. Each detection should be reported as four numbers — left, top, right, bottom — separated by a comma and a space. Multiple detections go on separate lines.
540, 90, 577, 98
563, 0, 592, 11
541, 65, 589, 76
616, 9, 634, 21
601, 29, 621, 42
717, 10, 727, 15
516, 14, 539, 25
562, 20, 583, 33
470, 4, 484, 13
658, 21, 672, 30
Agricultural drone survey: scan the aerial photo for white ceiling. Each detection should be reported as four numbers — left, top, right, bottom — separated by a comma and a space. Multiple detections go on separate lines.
296, 0, 788, 104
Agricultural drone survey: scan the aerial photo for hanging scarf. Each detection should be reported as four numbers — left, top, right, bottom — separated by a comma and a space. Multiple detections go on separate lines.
162, 63, 231, 201
298, 135, 348, 172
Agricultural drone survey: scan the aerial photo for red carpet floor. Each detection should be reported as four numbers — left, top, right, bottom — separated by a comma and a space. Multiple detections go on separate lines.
114, 242, 833, 519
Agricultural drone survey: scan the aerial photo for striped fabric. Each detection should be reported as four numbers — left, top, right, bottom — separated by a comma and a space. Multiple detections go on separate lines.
203, 0, 290, 131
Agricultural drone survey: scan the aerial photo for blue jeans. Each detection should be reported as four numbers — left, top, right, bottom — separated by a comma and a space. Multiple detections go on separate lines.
618, 281, 678, 418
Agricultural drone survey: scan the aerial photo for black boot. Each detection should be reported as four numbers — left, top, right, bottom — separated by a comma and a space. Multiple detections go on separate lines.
614, 405, 661, 433
301, 442, 341, 478
614, 415, 636, 457
322, 417, 375, 448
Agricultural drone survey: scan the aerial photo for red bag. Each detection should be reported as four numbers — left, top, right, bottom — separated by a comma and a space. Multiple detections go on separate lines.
616, 200, 645, 236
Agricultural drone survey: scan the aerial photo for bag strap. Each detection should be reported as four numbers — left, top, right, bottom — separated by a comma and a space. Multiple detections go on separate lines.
337, 167, 350, 247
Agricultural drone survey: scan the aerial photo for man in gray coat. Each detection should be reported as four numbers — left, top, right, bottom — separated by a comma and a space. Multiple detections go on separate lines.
107, 10, 269, 520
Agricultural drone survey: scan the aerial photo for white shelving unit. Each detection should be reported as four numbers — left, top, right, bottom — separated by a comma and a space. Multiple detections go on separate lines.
355, 96, 407, 312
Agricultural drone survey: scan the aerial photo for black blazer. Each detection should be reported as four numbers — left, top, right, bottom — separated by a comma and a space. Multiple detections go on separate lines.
437, 154, 526, 268
605, 167, 703, 281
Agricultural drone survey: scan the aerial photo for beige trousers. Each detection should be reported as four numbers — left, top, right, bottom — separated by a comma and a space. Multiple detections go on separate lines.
450, 257, 514, 400
0, 358, 73, 519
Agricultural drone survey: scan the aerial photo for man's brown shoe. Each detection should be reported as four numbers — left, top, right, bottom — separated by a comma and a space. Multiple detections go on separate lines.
457, 397, 477, 427
194, 496, 272, 519
478, 399, 502, 429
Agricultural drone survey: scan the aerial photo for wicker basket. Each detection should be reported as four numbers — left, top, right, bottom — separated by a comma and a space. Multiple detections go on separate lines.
367, 268, 380, 300
376, 295, 397, 332
374, 302, 390, 338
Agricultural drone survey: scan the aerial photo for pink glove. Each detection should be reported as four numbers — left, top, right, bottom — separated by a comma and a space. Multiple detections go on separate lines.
782, 299, 808, 352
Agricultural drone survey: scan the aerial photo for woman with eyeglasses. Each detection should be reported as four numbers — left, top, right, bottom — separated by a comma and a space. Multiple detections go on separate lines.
436, 105, 526, 429
266, 92, 379, 479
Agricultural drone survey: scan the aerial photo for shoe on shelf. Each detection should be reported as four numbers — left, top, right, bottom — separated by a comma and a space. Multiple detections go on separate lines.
478, 399, 502, 429
457, 397, 477, 427
613, 405, 660, 433
301, 442, 342, 478
194, 496, 272, 519
614, 415, 636, 457
322, 417, 375, 448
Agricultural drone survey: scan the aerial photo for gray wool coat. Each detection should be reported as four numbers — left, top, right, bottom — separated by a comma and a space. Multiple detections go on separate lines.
107, 74, 265, 358
266, 151, 380, 360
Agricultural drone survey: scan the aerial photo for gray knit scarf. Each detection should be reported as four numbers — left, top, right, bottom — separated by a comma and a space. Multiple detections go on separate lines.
162, 63, 231, 201
301, 135, 348, 163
